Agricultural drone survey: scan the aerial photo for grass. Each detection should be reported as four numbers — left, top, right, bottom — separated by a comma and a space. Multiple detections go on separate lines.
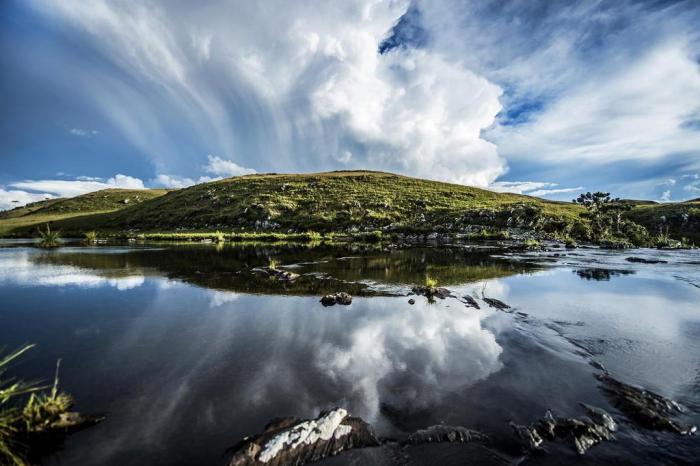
37, 224, 60, 248
425, 276, 439, 289
1, 171, 698, 245
83, 231, 98, 244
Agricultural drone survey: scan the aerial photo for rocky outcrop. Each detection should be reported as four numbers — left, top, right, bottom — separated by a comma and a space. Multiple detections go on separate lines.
411, 286, 452, 299
597, 374, 697, 435
462, 295, 480, 309
483, 297, 510, 311
226, 408, 379, 466
320, 292, 352, 306
405, 425, 487, 445
252, 266, 300, 282
510, 404, 617, 455
625, 257, 667, 264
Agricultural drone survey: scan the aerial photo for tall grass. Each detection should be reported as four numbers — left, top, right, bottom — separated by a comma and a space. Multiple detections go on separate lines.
0, 346, 74, 466
83, 231, 98, 244
37, 224, 61, 248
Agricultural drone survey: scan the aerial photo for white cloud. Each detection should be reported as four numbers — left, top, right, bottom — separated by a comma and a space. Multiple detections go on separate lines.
151, 174, 220, 189
69, 128, 99, 137
203, 155, 255, 178
0, 189, 55, 211
33, 0, 506, 187
660, 190, 672, 202
490, 180, 581, 198
2, 174, 146, 209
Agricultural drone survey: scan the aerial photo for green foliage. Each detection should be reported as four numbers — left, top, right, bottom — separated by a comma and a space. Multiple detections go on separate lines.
214, 231, 225, 243
37, 224, 61, 248
83, 231, 98, 244
523, 239, 542, 250
268, 258, 277, 270
425, 275, 438, 289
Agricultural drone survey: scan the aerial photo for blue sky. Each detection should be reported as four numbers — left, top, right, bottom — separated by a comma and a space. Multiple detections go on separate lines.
1, 0, 700, 209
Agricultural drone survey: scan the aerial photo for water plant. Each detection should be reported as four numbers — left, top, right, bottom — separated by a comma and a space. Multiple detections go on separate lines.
83, 231, 98, 244
0, 346, 93, 466
268, 258, 278, 270
214, 231, 225, 243
37, 224, 61, 248
425, 275, 438, 290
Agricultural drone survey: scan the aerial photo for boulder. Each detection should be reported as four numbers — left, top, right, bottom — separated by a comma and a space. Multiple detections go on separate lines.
225, 408, 379, 466
320, 293, 353, 306
406, 425, 487, 445
483, 297, 510, 311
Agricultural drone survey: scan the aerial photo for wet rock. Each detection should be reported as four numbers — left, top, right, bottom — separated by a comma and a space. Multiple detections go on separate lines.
405, 425, 487, 445
511, 405, 617, 455
226, 408, 378, 466
408, 298, 415, 305
483, 297, 511, 311
597, 374, 697, 435
47, 411, 104, 433
411, 286, 452, 299
252, 267, 300, 282
625, 257, 668, 264
462, 295, 480, 309
320, 292, 353, 306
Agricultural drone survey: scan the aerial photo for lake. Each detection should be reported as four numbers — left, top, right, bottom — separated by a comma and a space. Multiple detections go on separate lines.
1, 240, 699, 465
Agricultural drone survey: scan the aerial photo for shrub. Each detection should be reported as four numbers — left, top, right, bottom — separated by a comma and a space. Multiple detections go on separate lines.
83, 231, 98, 244
37, 224, 61, 248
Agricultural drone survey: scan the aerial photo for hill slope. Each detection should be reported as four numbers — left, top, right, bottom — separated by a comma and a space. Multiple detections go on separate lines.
0, 189, 168, 236
103, 171, 581, 233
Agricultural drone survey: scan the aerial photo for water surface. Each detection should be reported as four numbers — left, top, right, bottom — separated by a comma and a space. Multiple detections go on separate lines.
0, 242, 698, 464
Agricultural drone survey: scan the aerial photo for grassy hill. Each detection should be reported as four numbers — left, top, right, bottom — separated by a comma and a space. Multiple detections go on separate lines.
0, 171, 697, 245
0, 189, 168, 236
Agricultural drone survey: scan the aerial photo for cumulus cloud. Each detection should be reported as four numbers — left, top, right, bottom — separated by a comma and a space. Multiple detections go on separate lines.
1, 174, 146, 209
203, 155, 255, 178
32, 0, 506, 187
660, 190, 672, 202
490, 180, 581, 198
0, 189, 55, 211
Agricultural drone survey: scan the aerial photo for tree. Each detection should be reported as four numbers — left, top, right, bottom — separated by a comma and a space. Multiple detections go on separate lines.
572, 192, 631, 239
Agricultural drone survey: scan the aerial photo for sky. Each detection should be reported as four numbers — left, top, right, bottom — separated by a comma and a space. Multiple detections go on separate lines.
1, 0, 700, 210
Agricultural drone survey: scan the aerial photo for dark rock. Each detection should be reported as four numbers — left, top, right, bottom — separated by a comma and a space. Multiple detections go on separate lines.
462, 295, 480, 309
405, 425, 487, 445
408, 299, 415, 305
225, 408, 379, 466
625, 257, 668, 264
597, 374, 697, 435
511, 405, 617, 455
483, 297, 511, 311
320, 293, 353, 306
252, 267, 300, 282
411, 286, 452, 299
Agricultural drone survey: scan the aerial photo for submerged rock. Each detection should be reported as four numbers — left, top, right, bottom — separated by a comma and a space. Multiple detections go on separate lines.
462, 295, 480, 309
510, 405, 617, 455
483, 297, 511, 311
226, 408, 379, 466
405, 425, 487, 445
625, 257, 668, 264
597, 374, 697, 435
408, 298, 415, 305
320, 292, 353, 306
252, 266, 300, 282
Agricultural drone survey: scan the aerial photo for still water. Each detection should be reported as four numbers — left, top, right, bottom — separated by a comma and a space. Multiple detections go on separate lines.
0, 241, 698, 465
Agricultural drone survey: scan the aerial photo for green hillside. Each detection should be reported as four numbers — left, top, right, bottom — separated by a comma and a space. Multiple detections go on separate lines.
0, 171, 697, 246
0, 189, 168, 236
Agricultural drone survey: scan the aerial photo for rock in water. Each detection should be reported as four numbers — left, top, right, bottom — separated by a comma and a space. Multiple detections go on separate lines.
462, 295, 480, 309
408, 298, 415, 305
597, 374, 697, 435
511, 405, 617, 455
226, 408, 379, 466
625, 257, 667, 264
483, 297, 511, 310
320, 293, 353, 306
406, 425, 487, 445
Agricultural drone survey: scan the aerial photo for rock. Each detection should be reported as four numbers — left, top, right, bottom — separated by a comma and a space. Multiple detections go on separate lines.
625, 257, 668, 264
596, 373, 697, 435
411, 286, 452, 299
406, 425, 487, 445
462, 295, 480, 309
321, 295, 337, 306
408, 299, 415, 305
225, 408, 379, 466
483, 297, 510, 311
511, 405, 617, 455
252, 267, 300, 282
48, 411, 104, 433
320, 293, 353, 306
